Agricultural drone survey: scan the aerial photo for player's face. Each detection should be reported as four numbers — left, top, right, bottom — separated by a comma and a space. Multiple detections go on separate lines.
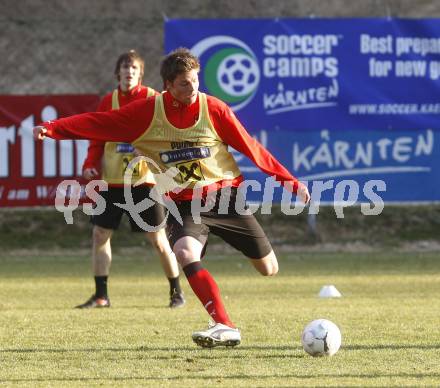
118, 60, 142, 92
166, 69, 199, 105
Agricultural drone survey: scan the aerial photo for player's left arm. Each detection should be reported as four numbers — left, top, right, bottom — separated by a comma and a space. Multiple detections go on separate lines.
208, 98, 310, 203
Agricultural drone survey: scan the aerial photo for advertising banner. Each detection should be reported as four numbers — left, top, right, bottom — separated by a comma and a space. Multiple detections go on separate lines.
0, 95, 99, 207
165, 18, 440, 203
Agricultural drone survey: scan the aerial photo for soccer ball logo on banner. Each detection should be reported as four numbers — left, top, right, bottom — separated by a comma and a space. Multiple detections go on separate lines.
191, 36, 260, 111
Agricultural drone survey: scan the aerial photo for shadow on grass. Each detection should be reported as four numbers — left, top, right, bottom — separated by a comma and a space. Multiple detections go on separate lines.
1, 343, 439, 354
1, 346, 440, 383
0, 345, 297, 353
1, 372, 440, 384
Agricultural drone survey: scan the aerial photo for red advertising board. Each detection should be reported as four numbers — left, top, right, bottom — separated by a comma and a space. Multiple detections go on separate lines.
0, 95, 100, 207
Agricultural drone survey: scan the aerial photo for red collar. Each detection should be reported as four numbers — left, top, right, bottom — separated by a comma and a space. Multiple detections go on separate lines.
118, 85, 143, 97
163, 91, 199, 110
163, 92, 200, 127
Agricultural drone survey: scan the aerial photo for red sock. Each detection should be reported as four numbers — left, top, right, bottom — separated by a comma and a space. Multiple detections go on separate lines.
185, 267, 234, 327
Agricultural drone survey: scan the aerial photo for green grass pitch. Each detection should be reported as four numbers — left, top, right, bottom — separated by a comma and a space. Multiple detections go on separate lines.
0, 249, 439, 386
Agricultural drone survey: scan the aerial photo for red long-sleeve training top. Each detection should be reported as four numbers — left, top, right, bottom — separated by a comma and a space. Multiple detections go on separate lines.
43, 91, 299, 199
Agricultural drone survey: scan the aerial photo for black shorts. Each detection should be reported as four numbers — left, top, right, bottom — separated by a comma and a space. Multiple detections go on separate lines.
166, 187, 272, 259
91, 186, 166, 232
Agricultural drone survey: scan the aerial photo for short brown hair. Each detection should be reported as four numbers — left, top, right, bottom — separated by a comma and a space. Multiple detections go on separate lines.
160, 47, 200, 87
114, 50, 145, 81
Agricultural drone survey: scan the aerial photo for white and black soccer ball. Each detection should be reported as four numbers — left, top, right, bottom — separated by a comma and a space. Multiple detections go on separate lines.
217, 53, 259, 97
301, 319, 341, 357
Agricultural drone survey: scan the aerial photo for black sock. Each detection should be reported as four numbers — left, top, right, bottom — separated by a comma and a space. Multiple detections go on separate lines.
182, 261, 203, 277
168, 276, 182, 295
95, 276, 108, 299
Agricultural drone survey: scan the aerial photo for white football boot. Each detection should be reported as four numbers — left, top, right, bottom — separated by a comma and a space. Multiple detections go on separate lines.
192, 322, 241, 348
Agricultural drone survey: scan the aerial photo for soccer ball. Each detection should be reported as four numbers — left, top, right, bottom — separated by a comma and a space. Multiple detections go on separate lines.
217, 53, 259, 97
301, 319, 342, 357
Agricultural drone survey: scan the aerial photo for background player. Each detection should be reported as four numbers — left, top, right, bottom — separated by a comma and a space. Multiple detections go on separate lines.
76, 50, 185, 309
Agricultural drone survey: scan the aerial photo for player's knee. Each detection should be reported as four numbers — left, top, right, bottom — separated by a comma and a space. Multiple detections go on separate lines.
173, 247, 191, 261
254, 256, 279, 276
268, 262, 279, 276
252, 250, 279, 276
173, 247, 198, 266
260, 264, 278, 276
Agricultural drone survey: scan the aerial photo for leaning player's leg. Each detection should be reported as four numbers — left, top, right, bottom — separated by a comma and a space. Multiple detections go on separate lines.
248, 249, 279, 276
173, 236, 220, 320
206, 185, 278, 275
172, 235, 204, 268
166, 202, 240, 346
207, 211, 277, 276
174, 235, 240, 348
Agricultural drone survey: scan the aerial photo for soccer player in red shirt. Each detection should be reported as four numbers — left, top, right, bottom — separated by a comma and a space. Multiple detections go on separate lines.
35, 48, 310, 347
76, 50, 184, 309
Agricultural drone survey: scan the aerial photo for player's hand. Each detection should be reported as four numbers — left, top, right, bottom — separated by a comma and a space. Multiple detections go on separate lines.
33, 126, 47, 140
297, 182, 311, 204
83, 168, 99, 180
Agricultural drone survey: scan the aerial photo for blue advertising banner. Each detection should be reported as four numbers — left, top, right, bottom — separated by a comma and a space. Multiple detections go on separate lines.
165, 18, 440, 203
232, 127, 437, 203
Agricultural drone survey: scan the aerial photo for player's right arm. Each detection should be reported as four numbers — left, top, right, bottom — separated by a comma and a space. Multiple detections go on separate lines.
34, 98, 155, 143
